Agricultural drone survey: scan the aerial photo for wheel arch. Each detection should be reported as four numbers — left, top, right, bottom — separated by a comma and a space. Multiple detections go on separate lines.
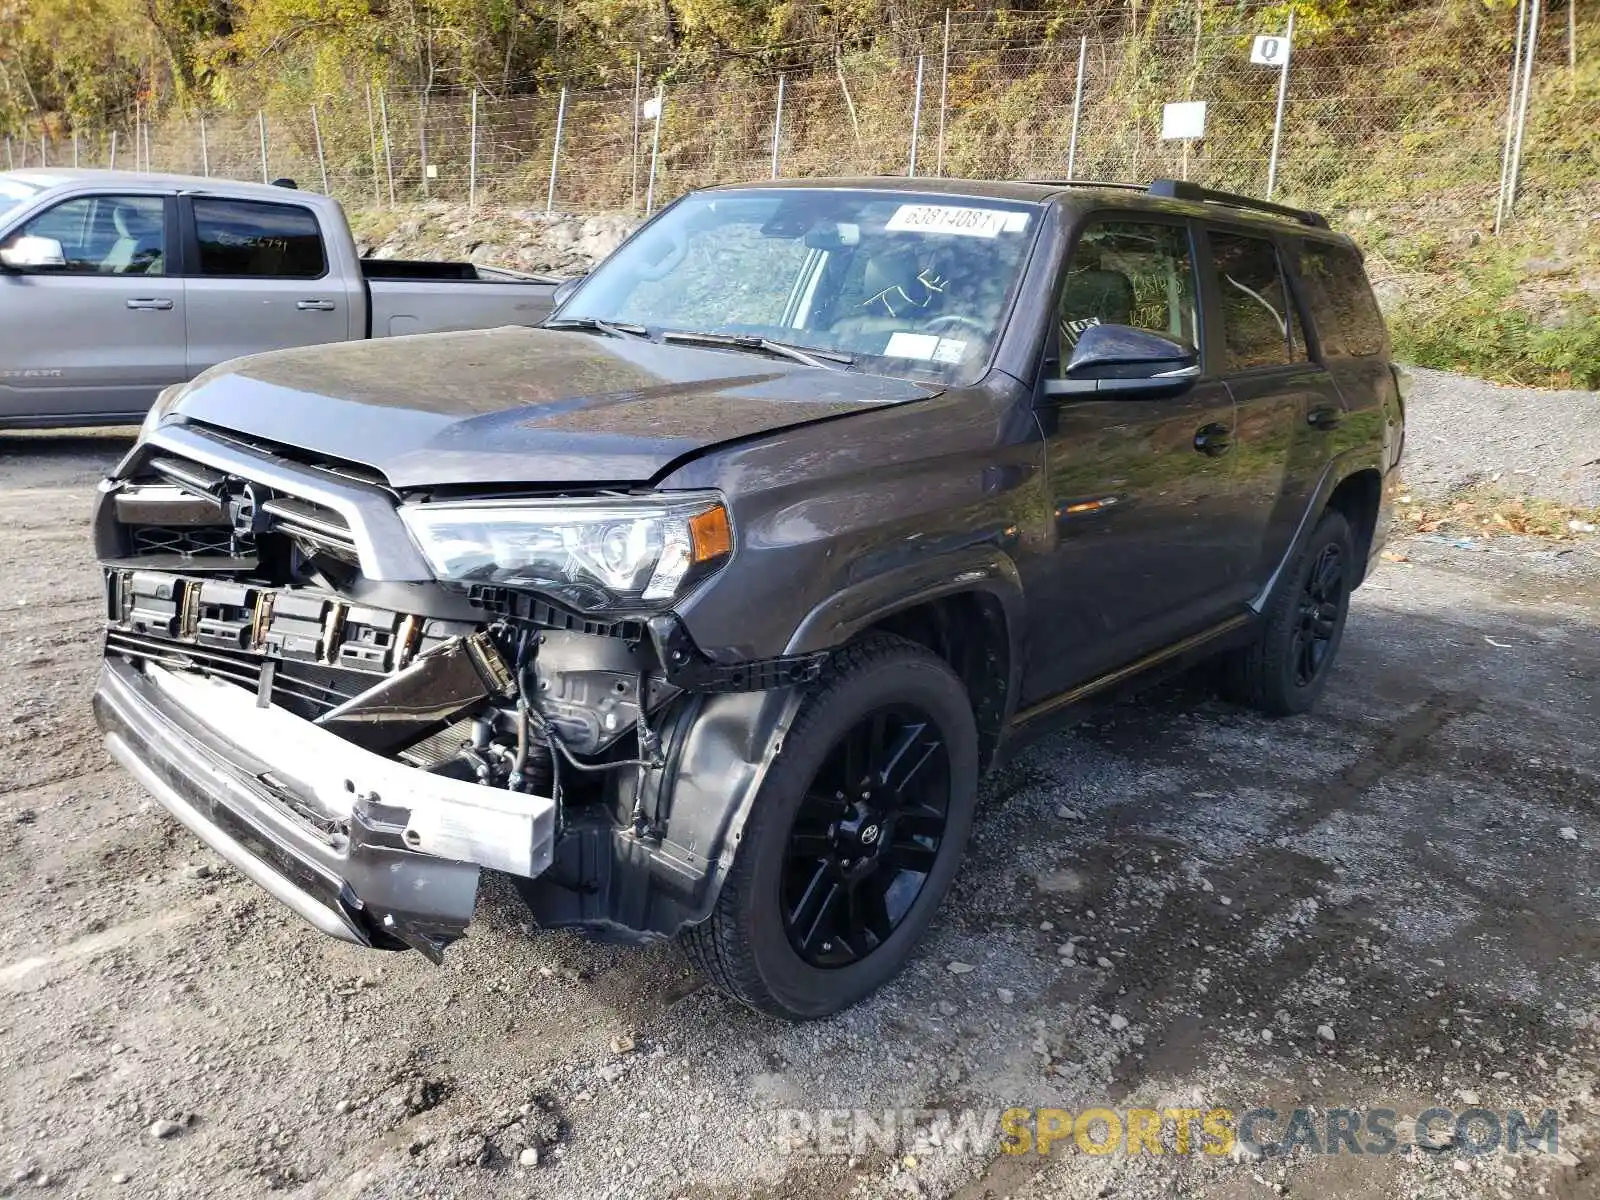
1252, 452, 1390, 611
784, 548, 1025, 772
1324, 467, 1383, 585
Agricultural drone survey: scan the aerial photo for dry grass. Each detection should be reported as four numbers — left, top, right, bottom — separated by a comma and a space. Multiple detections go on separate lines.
1392, 485, 1600, 543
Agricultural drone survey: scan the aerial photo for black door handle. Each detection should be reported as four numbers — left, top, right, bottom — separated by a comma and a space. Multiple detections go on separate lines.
1307, 405, 1343, 431
1194, 422, 1233, 457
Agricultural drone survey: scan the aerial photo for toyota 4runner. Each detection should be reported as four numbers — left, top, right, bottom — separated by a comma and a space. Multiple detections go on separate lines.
92, 177, 1404, 1019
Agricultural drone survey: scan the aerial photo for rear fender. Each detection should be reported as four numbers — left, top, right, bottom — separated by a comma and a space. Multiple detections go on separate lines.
1253, 447, 1393, 609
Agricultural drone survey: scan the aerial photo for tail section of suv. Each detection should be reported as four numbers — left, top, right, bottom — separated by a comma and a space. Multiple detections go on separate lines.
92, 177, 1402, 1018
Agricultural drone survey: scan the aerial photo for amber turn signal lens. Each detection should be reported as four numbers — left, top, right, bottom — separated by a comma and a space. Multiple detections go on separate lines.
689, 505, 733, 562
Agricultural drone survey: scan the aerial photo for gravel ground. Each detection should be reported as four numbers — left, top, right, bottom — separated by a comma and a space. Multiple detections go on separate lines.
0, 375, 1597, 1200
1402, 369, 1600, 505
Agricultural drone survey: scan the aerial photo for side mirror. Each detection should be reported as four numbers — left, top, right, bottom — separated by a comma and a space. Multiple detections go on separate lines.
0, 235, 67, 271
551, 275, 585, 310
1043, 324, 1199, 397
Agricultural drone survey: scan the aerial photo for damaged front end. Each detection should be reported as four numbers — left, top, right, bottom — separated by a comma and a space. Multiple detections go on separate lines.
92, 423, 821, 958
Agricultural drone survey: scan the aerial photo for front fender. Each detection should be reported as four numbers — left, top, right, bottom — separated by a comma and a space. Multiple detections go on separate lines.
783, 543, 1025, 656
516, 683, 804, 940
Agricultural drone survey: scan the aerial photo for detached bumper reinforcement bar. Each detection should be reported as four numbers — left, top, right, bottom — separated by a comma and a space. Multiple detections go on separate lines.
92, 656, 557, 960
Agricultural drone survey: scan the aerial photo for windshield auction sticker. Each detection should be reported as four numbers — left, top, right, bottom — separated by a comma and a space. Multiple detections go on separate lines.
885, 204, 1027, 238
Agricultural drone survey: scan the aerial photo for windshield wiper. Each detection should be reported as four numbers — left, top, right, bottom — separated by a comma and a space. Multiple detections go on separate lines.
659, 331, 854, 369
542, 316, 650, 340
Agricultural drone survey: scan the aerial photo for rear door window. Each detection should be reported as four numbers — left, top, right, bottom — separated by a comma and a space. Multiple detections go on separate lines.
1207, 230, 1299, 371
1297, 242, 1387, 357
191, 199, 327, 279
1057, 218, 1199, 363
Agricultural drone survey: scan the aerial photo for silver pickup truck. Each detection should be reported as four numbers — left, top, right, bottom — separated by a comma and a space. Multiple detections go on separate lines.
0, 169, 559, 428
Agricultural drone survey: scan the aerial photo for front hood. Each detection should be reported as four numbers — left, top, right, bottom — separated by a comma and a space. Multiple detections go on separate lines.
165, 326, 937, 489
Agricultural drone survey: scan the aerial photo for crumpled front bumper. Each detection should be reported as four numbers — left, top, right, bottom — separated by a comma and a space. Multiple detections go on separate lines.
92, 657, 558, 959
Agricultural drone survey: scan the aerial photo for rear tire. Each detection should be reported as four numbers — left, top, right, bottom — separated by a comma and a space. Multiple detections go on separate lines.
1220, 509, 1354, 716
679, 634, 979, 1020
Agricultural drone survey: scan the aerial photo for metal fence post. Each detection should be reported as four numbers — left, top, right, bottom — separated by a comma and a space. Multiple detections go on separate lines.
935, 8, 951, 176
1495, 0, 1529, 232
378, 89, 397, 206
258, 110, 270, 183
109, 131, 118, 170
144, 121, 153, 172
631, 54, 642, 214
419, 96, 430, 199
365, 84, 382, 207
1505, 0, 1543, 220
469, 90, 479, 212
134, 102, 141, 171
72, 130, 79, 168
645, 84, 664, 215
771, 75, 785, 179
1068, 36, 1087, 177
908, 54, 926, 176
311, 104, 330, 194
1265, 9, 1295, 200
200, 116, 210, 177
3, 136, 11, 170
546, 86, 568, 214
40, 135, 47, 167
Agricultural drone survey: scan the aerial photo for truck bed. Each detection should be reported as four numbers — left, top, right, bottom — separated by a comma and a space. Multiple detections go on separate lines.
359, 258, 559, 284
365, 270, 561, 338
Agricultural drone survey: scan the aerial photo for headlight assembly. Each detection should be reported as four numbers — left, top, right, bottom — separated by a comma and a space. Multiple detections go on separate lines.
399, 493, 733, 613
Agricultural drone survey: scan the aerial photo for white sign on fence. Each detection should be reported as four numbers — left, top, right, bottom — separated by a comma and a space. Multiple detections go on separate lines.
1161, 101, 1208, 140
1251, 34, 1292, 65
641, 96, 663, 120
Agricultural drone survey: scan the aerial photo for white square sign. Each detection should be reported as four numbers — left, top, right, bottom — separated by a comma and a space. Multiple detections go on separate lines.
1251, 34, 1292, 65
641, 96, 663, 120
1161, 101, 1207, 140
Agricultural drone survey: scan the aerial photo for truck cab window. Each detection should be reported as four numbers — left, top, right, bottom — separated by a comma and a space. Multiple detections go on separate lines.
4, 195, 165, 275
1057, 220, 1197, 366
192, 199, 326, 279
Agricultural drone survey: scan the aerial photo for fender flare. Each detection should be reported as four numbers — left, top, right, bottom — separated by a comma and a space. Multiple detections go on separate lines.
785, 544, 1025, 700
1252, 449, 1390, 611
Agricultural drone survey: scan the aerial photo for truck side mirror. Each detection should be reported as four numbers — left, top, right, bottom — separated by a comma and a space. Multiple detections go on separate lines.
0, 235, 67, 271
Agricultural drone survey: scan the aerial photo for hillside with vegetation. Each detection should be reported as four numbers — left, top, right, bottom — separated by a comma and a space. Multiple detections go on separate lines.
1, 0, 1596, 386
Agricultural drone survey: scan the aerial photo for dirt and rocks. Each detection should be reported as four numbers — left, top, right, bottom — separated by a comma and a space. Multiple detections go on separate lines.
0, 371, 1597, 1200
350, 203, 639, 279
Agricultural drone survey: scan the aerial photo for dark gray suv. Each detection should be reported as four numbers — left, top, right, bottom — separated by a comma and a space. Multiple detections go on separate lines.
92, 177, 1404, 1018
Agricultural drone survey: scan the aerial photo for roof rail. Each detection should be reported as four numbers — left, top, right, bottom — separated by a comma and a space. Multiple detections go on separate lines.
1018, 179, 1148, 192
1147, 179, 1328, 228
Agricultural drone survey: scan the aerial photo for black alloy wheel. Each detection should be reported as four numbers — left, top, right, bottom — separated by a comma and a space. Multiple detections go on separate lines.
1293, 543, 1345, 687
781, 705, 950, 968
1219, 507, 1355, 717
678, 633, 980, 1019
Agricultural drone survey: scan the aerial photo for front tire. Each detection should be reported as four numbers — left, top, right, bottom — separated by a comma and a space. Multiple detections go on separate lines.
679, 634, 979, 1019
1220, 508, 1355, 716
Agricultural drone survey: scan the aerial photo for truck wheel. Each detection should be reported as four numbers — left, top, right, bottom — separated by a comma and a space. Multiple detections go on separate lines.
680, 634, 979, 1019
1221, 508, 1354, 716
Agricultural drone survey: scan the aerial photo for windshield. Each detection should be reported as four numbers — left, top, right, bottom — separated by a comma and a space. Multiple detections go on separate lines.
0, 177, 42, 223
559, 188, 1041, 383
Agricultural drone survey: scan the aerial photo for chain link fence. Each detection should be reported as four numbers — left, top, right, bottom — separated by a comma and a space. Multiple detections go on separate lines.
4, 2, 1591, 227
